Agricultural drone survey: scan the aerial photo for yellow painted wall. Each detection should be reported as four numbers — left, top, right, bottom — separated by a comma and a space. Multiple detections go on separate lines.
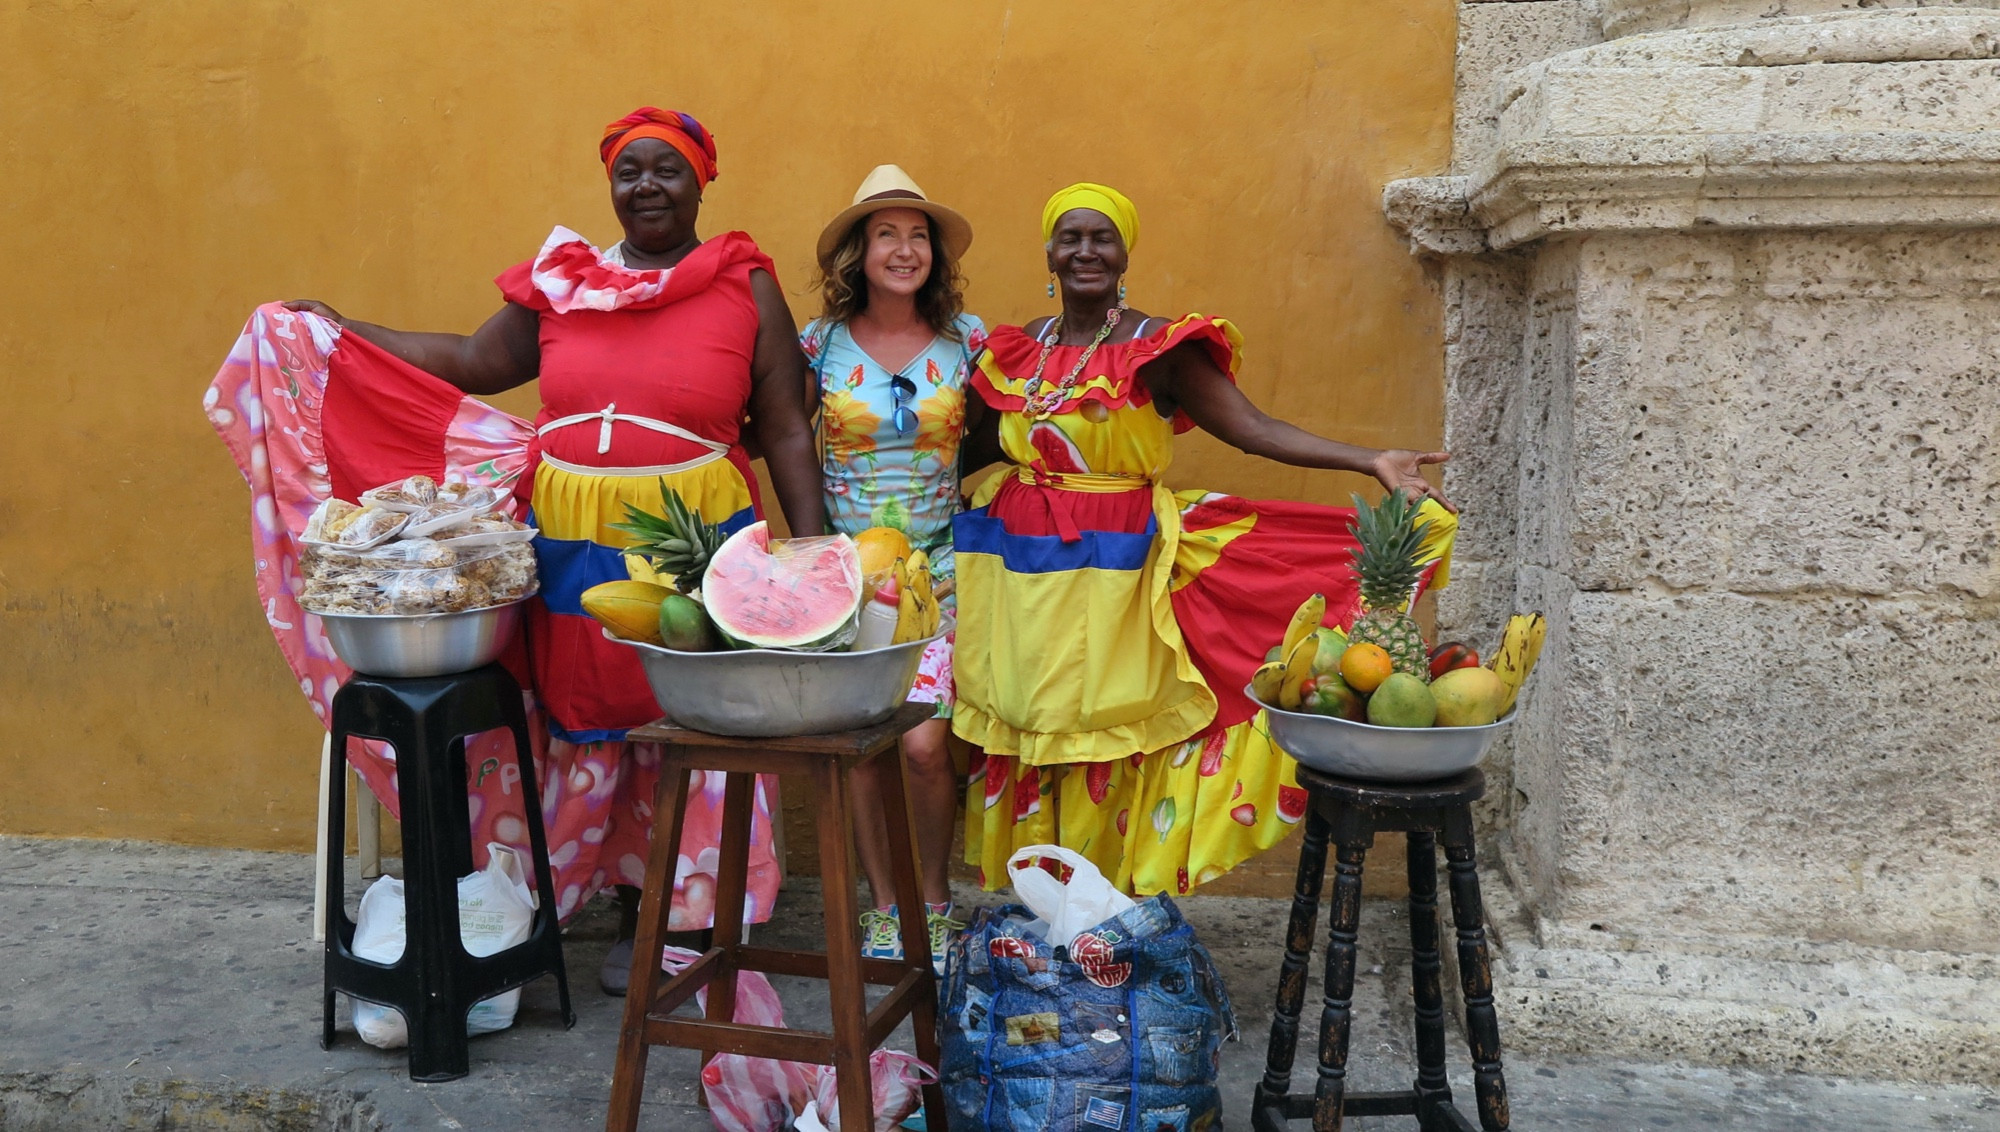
0, 0, 1453, 850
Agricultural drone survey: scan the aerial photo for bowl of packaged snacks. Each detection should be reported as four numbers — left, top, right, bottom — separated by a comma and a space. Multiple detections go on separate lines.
299, 477, 540, 678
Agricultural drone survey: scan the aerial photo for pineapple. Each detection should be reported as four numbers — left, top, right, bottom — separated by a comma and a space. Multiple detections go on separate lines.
607, 480, 725, 594
1345, 489, 1434, 681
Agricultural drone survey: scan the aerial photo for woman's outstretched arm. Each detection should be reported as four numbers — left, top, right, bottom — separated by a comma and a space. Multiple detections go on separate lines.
1149, 342, 1454, 510
281, 300, 541, 396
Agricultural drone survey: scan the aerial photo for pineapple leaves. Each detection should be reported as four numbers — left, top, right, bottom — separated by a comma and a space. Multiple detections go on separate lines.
607, 479, 725, 594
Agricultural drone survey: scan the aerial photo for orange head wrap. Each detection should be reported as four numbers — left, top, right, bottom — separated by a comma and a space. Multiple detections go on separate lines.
598, 107, 719, 186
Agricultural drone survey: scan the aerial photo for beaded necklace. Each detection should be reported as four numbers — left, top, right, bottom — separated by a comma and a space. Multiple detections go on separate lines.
1021, 303, 1126, 420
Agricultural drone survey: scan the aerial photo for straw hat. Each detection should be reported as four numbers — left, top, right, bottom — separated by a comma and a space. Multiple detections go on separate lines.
816, 165, 973, 268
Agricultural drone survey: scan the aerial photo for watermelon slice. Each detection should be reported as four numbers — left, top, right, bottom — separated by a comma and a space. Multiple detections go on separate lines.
701, 522, 863, 651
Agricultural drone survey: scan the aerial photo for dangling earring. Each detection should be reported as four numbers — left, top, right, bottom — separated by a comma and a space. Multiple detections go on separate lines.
1047, 273, 1057, 299
1118, 281, 1128, 303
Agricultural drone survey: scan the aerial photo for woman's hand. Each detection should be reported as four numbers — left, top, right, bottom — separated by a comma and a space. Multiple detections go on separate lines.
282, 299, 344, 325
1371, 449, 1455, 513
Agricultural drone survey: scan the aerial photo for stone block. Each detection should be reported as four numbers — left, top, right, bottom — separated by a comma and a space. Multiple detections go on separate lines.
1563, 230, 2000, 596
1456, 0, 1603, 174
1531, 588, 2000, 952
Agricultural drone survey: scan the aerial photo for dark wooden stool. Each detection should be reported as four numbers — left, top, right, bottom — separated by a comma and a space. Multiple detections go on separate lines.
606, 702, 948, 1132
322, 663, 575, 1082
1252, 767, 1508, 1132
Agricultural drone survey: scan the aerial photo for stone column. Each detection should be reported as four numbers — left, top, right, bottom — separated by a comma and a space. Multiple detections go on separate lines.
1386, 0, 2000, 1082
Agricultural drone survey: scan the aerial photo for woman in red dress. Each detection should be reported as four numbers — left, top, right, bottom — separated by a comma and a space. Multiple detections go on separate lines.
226, 108, 823, 994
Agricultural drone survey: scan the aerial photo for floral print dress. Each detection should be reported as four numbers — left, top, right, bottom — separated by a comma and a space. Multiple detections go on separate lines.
802, 313, 985, 713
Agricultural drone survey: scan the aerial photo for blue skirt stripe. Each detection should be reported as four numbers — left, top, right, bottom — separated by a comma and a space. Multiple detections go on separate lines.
527, 504, 755, 615
953, 507, 1155, 575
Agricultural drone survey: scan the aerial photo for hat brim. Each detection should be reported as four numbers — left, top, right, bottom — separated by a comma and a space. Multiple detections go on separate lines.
816, 197, 974, 270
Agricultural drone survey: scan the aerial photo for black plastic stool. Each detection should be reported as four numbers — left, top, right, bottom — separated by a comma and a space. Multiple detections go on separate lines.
1252, 767, 1508, 1132
322, 663, 575, 1081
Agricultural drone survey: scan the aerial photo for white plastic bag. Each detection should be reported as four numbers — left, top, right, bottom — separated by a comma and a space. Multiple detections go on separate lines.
349, 842, 539, 1049
1006, 845, 1136, 951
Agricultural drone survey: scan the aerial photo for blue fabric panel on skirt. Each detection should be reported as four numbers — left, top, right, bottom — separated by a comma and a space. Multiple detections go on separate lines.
954, 508, 1156, 575
528, 505, 754, 617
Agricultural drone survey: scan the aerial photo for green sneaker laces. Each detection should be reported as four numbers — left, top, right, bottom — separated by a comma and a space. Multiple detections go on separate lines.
859, 907, 903, 957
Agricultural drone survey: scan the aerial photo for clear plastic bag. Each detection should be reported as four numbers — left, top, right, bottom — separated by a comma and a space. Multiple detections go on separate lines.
301, 537, 538, 615
702, 525, 864, 652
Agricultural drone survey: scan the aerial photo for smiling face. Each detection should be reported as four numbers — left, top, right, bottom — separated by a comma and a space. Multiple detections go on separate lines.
1046, 208, 1128, 304
860, 207, 935, 301
609, 137, 702, 253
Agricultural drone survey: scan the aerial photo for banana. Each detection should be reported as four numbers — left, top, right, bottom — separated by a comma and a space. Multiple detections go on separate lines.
1281, 593, 1326, 659
1488, 612, 1548, 715
893, 551, 940, 644
1278, 634, 1317, 710
1251, 661, 1289, 706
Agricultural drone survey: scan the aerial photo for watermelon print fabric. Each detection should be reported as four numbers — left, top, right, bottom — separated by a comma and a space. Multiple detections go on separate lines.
953, 315, 1455, 896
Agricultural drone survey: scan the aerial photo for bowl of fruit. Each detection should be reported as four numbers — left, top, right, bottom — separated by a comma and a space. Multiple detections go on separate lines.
1248, 593, 1545, 783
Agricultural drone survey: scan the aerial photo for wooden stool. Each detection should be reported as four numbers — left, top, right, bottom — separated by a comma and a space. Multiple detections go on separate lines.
606, 702, 948, 1132
1251, 767, 1509, 1132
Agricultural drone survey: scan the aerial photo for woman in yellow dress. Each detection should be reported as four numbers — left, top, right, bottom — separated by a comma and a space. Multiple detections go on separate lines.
954, 183, 1456, 895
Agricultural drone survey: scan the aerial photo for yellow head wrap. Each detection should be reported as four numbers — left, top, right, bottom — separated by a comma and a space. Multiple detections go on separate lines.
1041, 183, 1139, 253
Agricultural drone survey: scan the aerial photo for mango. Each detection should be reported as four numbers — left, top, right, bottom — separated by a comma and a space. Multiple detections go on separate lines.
1366, 672, 1436, 728
658, 593, 719, 652
1430, 666, 1506, 727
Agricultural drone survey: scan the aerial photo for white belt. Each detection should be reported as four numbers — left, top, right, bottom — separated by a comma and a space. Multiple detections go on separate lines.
537, 403, 730, 476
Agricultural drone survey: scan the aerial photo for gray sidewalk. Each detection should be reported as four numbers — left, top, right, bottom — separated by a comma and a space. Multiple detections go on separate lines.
1, 836, 1994, 1131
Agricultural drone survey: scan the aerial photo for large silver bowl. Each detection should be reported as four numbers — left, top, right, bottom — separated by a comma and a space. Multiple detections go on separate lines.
318, 601, 525, 679
609, 624, 949, 737
1249, 685, 1514, 782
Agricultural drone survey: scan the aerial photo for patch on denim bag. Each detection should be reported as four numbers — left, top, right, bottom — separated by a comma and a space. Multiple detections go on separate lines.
1003, 1012, 1061, 1045
1083, 1095, 1128, 1128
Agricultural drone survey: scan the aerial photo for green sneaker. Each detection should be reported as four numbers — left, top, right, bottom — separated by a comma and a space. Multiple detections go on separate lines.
859, 906, 903, 961
924, 904, 966, 977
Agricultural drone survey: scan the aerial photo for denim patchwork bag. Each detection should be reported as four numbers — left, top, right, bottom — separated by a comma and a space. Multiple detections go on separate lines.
939, 896, 1236, 1132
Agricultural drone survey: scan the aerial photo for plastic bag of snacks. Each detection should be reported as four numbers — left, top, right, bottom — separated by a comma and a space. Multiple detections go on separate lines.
298, 480, 538, 616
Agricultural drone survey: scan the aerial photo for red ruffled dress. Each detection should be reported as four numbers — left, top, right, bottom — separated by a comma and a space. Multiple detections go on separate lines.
205, 227, 788, 926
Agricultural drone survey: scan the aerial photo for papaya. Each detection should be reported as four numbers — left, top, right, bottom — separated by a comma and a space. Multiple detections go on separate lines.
580, 580, 673, 645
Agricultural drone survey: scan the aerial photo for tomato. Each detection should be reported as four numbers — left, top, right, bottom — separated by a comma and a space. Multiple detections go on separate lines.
1428, 641, 1480, 680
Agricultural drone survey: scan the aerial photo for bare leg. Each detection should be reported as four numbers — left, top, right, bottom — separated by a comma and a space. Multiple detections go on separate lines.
852, 718, 957, 908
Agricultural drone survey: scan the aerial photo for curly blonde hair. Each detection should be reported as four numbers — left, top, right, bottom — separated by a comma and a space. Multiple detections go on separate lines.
815, 213, 967, 341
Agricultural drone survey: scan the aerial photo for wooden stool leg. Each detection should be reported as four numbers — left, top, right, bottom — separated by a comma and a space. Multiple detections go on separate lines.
877, 745, 949, 1132
1443, 813, 1509, 1131
1406, 830, 1454, 1124
705, 771, 756, 1035
1257, 805, 1332, 1120
816, 760, 876, 1132
1311, 835, 1369, 1132
607, 752, 696, 1132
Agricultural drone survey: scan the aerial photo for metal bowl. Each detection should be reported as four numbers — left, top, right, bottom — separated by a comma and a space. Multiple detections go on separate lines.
1248, 685, 1514, 782
608, 624, 949, 737
318, 601, 525, 678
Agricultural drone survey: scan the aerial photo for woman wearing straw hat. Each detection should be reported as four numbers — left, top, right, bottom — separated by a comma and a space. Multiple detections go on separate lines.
952, 183, 1458, 897
801, 165, 983, 970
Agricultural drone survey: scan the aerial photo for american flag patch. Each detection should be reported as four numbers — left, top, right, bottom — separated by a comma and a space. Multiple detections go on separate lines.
1083, 1096, 1127, 1129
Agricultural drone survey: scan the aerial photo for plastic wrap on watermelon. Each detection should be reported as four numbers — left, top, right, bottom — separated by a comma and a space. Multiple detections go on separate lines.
701, 522, 864, 652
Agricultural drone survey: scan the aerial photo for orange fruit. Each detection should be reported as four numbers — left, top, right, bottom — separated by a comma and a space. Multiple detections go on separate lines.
1338, 642, 1393, 694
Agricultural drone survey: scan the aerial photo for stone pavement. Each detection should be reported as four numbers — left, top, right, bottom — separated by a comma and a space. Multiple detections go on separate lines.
2, 836, 1995, 1131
